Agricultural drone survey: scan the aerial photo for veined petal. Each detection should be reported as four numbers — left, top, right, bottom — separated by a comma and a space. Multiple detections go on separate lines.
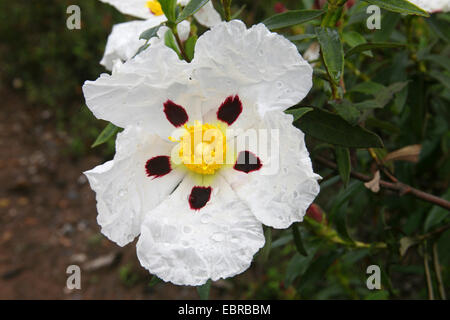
221, 111, 321, 229
83, 30, 203, 139
99, 0, 156, 19
193, 1, 222, 28
136, 175, 265, 286
408, 0, 450, 13
84, 126, 185, 246
192, 20, 312, 121
100, 18, 166, 71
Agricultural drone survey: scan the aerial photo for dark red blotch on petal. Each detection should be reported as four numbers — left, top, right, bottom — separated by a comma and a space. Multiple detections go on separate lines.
217, 95, 242, 125
234, 151, 262, 174
189, 186, 212, 210
164, 100, 189, 127
145, 156, 172, 178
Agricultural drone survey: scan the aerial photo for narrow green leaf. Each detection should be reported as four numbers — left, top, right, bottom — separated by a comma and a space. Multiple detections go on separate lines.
295, 108, 384, 148
285, 107, 313, 122
427, 15, 450, 42
159, 0, 177, 22
231, 4, 246, 19
176, 0, 209, 23
363, 0, 429, 17
316, 27, 344, 84
298, 250, 342, 291
332, 99, 360, 125
342, 31, 372, 57
365, 290, 390, 300
345, 42, 406, 58
185, 34, 198, 61
286, 34, 317, 42
262, 10, 324, 30
149, 275, 162, 287
335, 147, 351, 187
197, 280, 211, 300
424, 190, 450, 232
91, 123, 120, 148
292, 223, 308, 256
139, 25, 161, 40
164, 28, 182, 59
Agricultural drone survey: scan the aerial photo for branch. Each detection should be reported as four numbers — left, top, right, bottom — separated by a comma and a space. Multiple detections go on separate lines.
315, 156, 450, 211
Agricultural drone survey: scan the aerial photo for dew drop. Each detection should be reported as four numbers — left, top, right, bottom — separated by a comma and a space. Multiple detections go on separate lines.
200, 214, 212, 224
211, 233, 225, 242
183, 226, 192, 234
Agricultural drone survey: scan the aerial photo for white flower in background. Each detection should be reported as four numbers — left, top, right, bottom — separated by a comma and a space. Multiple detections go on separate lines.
99, 0, 222, 70
409, 0, 450, 13
83, 20, 320, 286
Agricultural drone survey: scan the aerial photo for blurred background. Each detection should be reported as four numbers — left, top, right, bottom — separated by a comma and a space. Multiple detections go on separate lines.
0, 0, 448, 299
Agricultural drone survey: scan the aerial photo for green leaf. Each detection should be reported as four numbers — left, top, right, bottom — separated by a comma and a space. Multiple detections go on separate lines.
335, 147, 351, 187
342, 31, 372, 57
298, 250, 342, 291
149, 275, 162, 287
316, 27, 344, 84
363, 0, 429, 17
285, 251, 316, 287
91, 123, 120, 148
295, 108, 384, 148
185, 34, 198, 61
164, 28, 182, 59
345, 42, 406, 58
231, 4, 246, 19
196, 280, 211, 300
139, 25, 161, 40
332, 99, 360, 125
424, 190, 450, 232
286, 34, 317, 42
427, 15, 450, 42
285, 107, 313, 122
159, 0, 177, 22
292, 223, 308, 256
176, 0, 209, 23
262, 10, 324, 30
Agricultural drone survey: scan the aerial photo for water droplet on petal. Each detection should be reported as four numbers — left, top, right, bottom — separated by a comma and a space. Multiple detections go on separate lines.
211, 233, 225, 242
200, 214, 212, 224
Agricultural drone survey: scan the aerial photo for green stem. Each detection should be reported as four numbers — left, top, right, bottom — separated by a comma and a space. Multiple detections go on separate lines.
221, 0, 232, 21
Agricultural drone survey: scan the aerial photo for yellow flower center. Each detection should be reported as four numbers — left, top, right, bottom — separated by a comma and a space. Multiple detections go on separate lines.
172, 121, 227, 175
146, 0, 164, 16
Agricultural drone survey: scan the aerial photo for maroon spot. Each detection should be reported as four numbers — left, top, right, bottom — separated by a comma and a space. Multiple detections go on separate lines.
233, 151, 262, 174
217, 95, 242, 125
164, 100, 189, 127
145, 156, 171, 179
189, 186, 212, 210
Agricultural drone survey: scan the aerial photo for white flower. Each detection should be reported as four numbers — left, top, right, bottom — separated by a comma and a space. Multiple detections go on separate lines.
408, 0, 450, 13
83, 20, 320, 286
99, 0, 222, 70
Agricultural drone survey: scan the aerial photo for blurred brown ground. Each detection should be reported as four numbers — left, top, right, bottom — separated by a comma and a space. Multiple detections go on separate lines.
0, 88, 213, 299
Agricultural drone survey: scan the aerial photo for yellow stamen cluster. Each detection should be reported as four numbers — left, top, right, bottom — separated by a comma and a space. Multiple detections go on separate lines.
146, 0, 164, 16
172, 122, 227, 175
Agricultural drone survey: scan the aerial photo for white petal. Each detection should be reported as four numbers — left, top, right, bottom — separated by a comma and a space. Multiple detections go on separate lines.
221, 111, 321, 229
83, 36, 203, 139
100, 18, 166, 71
193, 1, 222, 28
136, 175, 265, 286
192, 20, 312, 119
99, 0, 157, 19
84, 126, 185, 246
177, 20, 191, 43
408, 0, 450, 13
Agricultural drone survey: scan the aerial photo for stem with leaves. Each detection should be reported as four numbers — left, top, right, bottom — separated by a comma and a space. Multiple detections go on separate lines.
315, 156, 450, 211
